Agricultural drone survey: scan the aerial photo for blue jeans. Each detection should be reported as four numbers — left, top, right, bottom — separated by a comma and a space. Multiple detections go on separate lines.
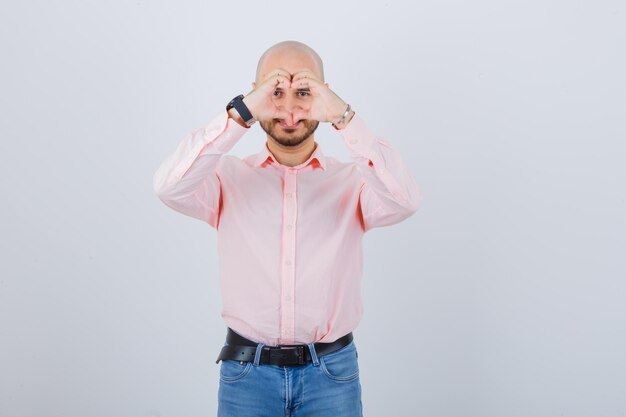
217, 339, 363, 416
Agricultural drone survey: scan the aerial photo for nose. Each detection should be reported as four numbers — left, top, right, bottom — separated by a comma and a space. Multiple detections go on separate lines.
284, 94, 295, 114
278, 90, 302, 114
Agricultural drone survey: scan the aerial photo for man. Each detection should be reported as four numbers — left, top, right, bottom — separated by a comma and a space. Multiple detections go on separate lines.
153, 40, 421, 417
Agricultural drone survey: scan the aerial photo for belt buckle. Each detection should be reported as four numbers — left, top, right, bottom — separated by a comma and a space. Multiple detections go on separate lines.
275, 345, 305, 366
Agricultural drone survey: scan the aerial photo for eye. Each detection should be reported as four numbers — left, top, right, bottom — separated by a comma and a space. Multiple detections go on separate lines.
273, 90, 282, 97
297, 91, 310, 97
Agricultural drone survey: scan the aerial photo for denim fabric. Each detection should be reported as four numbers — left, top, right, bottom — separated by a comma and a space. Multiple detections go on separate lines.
217, 339, 363, 417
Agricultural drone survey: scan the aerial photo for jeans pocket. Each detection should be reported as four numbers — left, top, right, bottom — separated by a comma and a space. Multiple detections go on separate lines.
319, 341, 360, 383
219, 359, 253, 383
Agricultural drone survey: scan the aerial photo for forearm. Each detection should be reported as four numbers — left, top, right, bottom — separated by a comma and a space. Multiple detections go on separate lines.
152, 109, 248, 225
339, 112, 421, 230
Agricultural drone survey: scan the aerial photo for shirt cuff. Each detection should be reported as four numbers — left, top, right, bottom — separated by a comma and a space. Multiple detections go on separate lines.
338, 112, 378, 160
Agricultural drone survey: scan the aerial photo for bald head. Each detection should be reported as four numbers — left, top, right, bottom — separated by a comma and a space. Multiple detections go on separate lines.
255, 40, 325, 83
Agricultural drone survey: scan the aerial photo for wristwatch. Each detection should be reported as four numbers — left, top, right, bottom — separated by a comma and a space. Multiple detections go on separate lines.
226, 94, 256, 127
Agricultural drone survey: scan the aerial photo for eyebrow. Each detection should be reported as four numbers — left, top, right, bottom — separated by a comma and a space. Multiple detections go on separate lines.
275, 87, 311, 92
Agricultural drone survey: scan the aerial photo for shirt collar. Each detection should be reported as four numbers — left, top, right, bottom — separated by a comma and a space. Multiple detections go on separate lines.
253, 141, 327, 171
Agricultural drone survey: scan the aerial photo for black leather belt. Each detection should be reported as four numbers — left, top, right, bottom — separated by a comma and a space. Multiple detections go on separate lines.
215, 327, 353, 367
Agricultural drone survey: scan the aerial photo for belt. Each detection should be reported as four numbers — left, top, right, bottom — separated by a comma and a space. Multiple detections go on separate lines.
215, 327, 353, 367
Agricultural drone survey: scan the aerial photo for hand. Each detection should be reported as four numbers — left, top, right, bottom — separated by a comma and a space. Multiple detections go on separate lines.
242, 69, 293, 122
289, 70, 350, 124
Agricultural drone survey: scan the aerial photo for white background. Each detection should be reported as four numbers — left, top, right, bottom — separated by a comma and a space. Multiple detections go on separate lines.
1, 1, 625, 416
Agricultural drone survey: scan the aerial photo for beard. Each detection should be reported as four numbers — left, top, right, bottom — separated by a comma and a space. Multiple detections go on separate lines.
259, 118, 320, 147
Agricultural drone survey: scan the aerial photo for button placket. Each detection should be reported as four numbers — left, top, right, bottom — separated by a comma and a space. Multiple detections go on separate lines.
280, 168, 298, 344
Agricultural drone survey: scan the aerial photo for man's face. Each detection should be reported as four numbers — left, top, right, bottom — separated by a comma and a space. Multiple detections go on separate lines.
255, 51, 323, 148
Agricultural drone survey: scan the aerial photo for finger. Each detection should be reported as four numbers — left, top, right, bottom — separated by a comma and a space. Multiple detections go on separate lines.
291, 69, 320, 82
291, 75, 323, 90
263, 74, 291, 92
257, 71, 287, 91
272, 72, 292, 86
265, 68, 292, 85
275, 75, 291, 89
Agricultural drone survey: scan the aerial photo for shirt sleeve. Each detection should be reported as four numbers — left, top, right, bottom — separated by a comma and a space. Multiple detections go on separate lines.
339, 112, 421, 233
152, 109, 249, 228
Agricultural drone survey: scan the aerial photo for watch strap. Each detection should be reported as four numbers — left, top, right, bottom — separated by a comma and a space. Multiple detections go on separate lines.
226, 94, 255, 126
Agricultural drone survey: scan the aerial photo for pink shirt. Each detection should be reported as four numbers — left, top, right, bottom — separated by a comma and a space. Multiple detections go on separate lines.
153, 109, 421, 346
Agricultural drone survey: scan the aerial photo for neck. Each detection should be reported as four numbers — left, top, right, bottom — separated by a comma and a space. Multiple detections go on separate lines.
266, 136, 316, 167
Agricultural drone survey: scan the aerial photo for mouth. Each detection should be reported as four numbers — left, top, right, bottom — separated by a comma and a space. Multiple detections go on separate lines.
277, 120, 301, 129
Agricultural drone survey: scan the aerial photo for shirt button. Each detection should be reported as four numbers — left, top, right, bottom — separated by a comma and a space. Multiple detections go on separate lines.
285, 260, 292, 266
285, 296, 291, 301
286, 225, 293, 230
286, 193, 293, 198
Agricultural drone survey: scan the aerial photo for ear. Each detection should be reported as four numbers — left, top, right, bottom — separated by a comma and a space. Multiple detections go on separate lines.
252, 81, 256, 89
325, 82, 329, 87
